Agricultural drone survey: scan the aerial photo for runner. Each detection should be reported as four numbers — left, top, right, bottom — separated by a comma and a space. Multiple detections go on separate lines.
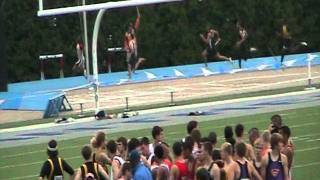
235, 21, 249, 68
279, 126, 294, 180
73, 42, 86, 75
200, 28, 232, 67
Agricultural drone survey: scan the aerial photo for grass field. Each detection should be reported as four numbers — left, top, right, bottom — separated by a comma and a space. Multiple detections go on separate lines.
0, 105, 319, 179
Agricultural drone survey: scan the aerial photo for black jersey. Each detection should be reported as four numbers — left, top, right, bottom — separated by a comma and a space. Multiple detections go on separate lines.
40, 157, 74, 180
80, 162, 100, 180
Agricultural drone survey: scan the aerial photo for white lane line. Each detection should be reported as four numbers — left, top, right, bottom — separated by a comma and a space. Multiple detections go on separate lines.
293, 162, 320, 169
0, 155, 81, 169
296, 147, 320, 152
1, 144, 81, 158
5, 174, 38, 180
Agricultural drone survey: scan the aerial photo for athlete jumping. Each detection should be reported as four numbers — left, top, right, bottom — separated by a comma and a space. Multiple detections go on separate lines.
124, 8, 146, 79
73, 42, 86, 76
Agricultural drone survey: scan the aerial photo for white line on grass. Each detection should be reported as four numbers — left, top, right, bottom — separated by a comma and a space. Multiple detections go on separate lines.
293, 162, 320, 169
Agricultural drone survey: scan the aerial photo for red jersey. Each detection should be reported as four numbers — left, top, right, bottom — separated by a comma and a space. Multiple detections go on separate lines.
175, 159, 188, 180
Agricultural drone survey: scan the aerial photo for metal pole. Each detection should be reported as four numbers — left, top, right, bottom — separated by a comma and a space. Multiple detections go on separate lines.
125, 97, 130, 112
92, 9, 106, 113
82, 0, 90, 77
305, 54, 316, 90
169, 91, 175, 106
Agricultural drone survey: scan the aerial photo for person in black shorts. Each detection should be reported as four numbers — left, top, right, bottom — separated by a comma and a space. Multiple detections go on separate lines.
39, 140, 74, 180
235, 21, 249, 68
200, 28, 232, 67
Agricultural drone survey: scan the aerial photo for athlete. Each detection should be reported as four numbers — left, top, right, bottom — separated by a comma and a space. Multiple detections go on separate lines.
116, 137, 128, 161
261, 133, 289, 180
140, 137, 155, 167
124, 8, 146, 79
200, 28, 232, 67
235, 21, 249, 68
39, 140, 75, 180
75, 145, 109, 180
227, 142, 262, 180
73, 42, 86, 75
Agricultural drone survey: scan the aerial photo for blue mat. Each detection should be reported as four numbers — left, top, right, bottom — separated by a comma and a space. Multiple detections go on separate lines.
0, 52, 319, 111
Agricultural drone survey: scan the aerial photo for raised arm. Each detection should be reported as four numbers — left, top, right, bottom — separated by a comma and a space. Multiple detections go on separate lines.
134, 7, 141, 31
200, 34, 209, 44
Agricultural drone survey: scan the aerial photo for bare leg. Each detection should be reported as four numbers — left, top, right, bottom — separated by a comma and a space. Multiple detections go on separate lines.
215, 53, 233, 63
128, 64, 132, 79
133, 57, 146, 73
201, 49, 208, 67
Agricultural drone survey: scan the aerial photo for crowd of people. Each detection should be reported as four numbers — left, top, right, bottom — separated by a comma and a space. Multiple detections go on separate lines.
39, 114, 295, 180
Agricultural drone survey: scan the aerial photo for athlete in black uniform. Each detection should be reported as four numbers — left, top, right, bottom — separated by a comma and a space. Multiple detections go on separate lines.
39, 140, 74, 180
200, 28, 232, 67
75, 145, 109, 180
235, 21, 249, 69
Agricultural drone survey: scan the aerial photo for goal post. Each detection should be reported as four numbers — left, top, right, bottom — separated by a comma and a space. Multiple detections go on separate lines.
37, 0, 183, 112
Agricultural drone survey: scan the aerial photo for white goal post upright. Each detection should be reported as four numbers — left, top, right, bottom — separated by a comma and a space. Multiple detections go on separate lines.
38, 0, 183, 113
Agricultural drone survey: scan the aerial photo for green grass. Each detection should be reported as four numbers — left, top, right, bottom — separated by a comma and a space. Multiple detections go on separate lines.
1, 83, 319, 130
0, 106, 320, 179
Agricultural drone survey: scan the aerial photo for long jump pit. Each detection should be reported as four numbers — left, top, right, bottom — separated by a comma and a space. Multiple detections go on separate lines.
66, 66, 320, 112
0, 66, 319, 123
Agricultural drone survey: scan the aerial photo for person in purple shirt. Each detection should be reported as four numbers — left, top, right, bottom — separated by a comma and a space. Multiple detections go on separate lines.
130, 150, 153, 180
261, 133, 289, 180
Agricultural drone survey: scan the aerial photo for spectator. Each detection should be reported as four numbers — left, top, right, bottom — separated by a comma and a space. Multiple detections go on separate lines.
91, 131, 110, 174
235, 124, 255, 160
191, 129, 202, 158
39, 140, 75, 180
140, 137, 155, 167
261, 133, 289, 180
248, 127, 260, 146
151, 126, 165, 153
106, 140, 125, 180
224, 126, 236, 151
227, 142, 262, 180
170, 141, 189, 180
208, 131, 218, 150
196, 167, 211, 180
220, 142, 236, 173
116, 137, 128, 160
75, 145, 109, 180
129, 150, 153, 180
280, 125, 294, 178
127, 138, 140, 154
269, 114, 283, 134
151, 145, 170, 180
197, 140, 220, 180
118, 162, 132, 180
187, 120, 198, 135
183, 136, 196, 180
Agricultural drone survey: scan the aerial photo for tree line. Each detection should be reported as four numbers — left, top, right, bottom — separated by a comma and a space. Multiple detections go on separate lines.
4, 0, 320, 82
